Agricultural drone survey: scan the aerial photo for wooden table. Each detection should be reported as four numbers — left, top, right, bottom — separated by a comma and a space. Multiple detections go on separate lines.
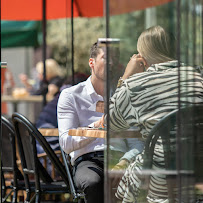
2, 95, 53, 102
38, 128, 59, 137
38, 128, 105, 138
2, 95, 53, 112
39, 128, 142, 139
69, 128, 142, 138
69, 128, 106, 138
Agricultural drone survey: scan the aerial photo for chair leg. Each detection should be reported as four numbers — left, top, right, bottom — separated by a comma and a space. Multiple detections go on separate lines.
78, 198, 85, 203
12, 188, 18, 203
2, 186, 6, 198
35, 191, 41, 203
25, 189, 32, 203
2, 189, 6, 200
29, 192, 37, 203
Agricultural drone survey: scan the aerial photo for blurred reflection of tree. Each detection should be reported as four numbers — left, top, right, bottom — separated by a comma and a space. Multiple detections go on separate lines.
110, 11, 145, 66
47, 18, 104, 75
46, 2, 202, 76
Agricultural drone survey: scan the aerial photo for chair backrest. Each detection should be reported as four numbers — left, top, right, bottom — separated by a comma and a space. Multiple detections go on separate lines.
142, 105, 203, 202
12, 113, 70, 192
1, 116, 24, 202
60, 148, 85, 201
2, 116, 17, 173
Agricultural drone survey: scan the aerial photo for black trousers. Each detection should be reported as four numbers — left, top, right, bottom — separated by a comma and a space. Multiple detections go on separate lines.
73, 156, 104, 203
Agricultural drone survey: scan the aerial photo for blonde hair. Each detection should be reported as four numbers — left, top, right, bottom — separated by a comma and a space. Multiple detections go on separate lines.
36, 59, 62, 79
137, 25, 176, 66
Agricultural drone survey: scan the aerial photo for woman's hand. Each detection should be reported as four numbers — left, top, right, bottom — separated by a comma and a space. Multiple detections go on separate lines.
122, 54, 148, 80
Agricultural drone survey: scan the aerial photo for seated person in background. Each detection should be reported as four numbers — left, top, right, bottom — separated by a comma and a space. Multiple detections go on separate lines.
96, 25, 203, 202
19, 58, 65, 97
1, 68, 15, 115
57, 42, 144, 203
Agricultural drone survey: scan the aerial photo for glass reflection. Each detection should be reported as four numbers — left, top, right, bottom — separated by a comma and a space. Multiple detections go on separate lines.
105, 1, 203, 202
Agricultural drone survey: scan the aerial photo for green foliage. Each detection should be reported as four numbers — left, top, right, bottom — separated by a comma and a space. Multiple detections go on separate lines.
47, 18, 105, 75
109, 11, 145, 67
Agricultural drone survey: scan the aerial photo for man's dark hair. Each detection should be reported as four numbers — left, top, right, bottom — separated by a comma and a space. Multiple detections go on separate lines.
90, 42, 100, 59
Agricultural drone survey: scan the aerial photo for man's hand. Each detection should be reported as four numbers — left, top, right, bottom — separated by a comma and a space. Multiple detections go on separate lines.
94, 115, 105, 128
96, 101, 104, 113
122, 54, 148, 80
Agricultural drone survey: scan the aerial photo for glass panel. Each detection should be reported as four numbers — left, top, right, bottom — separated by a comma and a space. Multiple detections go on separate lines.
105, 0, 203, 202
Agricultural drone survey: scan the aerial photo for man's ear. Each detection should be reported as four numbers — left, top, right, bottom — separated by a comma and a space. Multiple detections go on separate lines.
89, 58, 95, 69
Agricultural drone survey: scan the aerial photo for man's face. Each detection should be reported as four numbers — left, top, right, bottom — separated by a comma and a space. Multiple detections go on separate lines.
89, 48, 106, 81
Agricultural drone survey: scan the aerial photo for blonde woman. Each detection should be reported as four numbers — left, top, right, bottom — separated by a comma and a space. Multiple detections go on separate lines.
20, 59, 65, 97
95, 26, 203, 202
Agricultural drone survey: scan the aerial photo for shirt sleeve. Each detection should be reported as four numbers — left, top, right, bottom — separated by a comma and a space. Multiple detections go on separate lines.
57, 90, 96, 154
119, 138, 144, 162
109, 81, 139, 131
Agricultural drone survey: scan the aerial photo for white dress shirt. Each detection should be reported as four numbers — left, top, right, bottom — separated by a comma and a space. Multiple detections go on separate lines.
57, 77, 142, 165
58, 77, 106, 165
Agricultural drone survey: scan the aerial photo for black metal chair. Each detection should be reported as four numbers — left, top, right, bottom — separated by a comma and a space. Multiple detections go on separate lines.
12, 112, 70, 203
140, 105, 203, 202
1, 116, 25, 203
60, 148, 85, 203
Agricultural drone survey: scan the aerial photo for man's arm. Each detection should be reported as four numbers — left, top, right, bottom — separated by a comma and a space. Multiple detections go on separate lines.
57, 90, 96, 154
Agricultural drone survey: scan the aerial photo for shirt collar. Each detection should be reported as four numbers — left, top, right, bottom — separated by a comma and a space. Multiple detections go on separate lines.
85, 76, 104, 102
85, 76, 96, 95
147, 60, 184, 72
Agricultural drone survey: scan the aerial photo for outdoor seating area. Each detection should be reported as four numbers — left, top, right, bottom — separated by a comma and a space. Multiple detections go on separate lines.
2, 115, 69, 202
1, 0, 203, 203
2, 106, 203, 202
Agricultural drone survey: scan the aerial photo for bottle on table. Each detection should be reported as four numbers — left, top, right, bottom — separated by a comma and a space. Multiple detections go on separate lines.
3, 70, 14, 95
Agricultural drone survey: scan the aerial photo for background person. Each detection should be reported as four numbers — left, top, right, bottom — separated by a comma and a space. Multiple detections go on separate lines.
1, 68, 15, 116
19, 58, 65, 97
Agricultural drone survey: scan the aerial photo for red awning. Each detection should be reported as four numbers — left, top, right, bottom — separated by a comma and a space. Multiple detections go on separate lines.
1, 0, 174, 20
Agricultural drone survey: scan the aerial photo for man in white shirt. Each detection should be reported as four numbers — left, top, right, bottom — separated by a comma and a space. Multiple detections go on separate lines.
58, 42, 106, 203
57, 42, 144, 203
